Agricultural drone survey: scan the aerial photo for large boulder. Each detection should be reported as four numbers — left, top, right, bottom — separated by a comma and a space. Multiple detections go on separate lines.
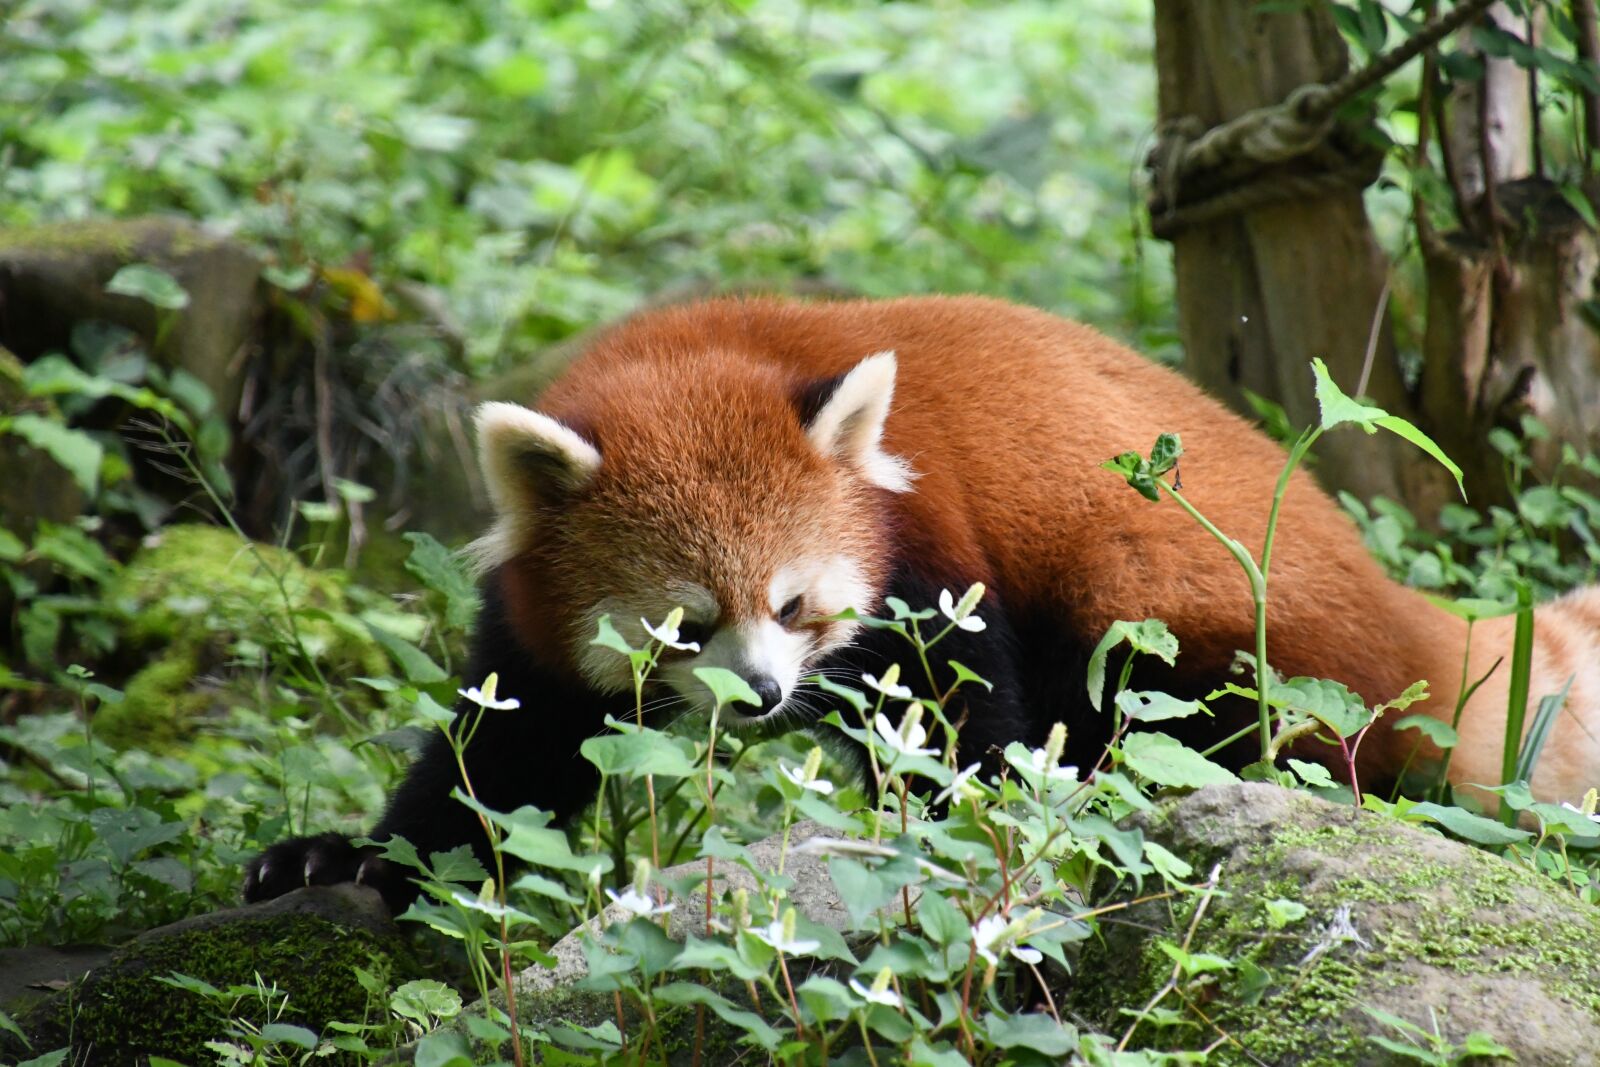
1072, 782, 1600, 1065
0, 217, 260, 417
11, 885, 415, 1067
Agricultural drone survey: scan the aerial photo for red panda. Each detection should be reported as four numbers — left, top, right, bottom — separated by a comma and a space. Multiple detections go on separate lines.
245, 295, 1600, 911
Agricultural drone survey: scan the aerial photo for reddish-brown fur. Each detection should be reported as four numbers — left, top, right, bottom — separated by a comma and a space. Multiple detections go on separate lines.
506, 295, 1597, 798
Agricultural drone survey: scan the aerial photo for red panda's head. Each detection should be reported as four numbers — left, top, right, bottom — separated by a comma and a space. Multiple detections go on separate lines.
471, 349, 913, 727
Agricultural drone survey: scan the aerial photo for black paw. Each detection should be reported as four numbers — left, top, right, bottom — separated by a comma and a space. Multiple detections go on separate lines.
244, 832, 412, 913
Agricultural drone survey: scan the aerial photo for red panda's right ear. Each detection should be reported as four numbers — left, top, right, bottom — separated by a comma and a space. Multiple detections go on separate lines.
475, 401, 601, 514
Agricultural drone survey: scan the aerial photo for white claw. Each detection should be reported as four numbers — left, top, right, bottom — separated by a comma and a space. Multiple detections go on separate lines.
303, 860, 315, 886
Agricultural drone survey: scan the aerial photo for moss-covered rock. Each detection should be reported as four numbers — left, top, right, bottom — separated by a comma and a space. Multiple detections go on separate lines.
1072, 782, 1600, 1065
0, 217, 260, 416
101, 524, 387, 743
13, 885, 417, 1066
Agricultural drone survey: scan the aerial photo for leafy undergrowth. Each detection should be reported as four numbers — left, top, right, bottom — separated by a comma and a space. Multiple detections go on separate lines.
6, 370, 1600, 1066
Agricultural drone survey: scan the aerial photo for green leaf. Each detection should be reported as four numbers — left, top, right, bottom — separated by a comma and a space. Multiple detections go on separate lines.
259, 1023, 318, 1049
3, 415, 103, 495
508, 870, 583, 904
1311, 358, 1385, 431
794, 975, 857, 1023
1425, 594, 1516, 622
581, 730, 699, 778
908, 1038, 974, 1067
1276, 677, 1370, 738
365, 622, 447, 683
1156, 940, 1233, 976
654, 982, 782, 1050
1287, 758, 1337, 788
591, 615, 636, 656
1264, 898, 1307, 929
916, 889, 968, 946
1561, 182, 1599, 228
1102, 450, 1161, 502
412, 1031, 474, 1067
1120, 732, 1238, 788
1310, 360, 1464, 498
1115, 690, 1206, 723
1149, 432, 1183, 474
982, 1010, 1078, 1055
18, 1054, 69, 1067
1086, 619, 1179, 711
1408, 801, 1532, 845
403, 532, 479, 630
495, 809, 613, 878
106, 263, 189, 310
692, 666, 760, 709
390, 979, 461, 1025
1143, 840, 1194, 882
427, 845, 488, 884
1372, 416, 1464, 499
1392, 714, 1457, 750
945, 659, 994, 692
0, 1008, 28, 1046
672, 936, 765, 981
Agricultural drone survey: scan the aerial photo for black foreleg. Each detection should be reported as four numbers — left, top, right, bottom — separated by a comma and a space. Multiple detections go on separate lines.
245, 576, 621, 911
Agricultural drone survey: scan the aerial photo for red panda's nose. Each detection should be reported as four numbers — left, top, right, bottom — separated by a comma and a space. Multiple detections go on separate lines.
750, 676, 783, 714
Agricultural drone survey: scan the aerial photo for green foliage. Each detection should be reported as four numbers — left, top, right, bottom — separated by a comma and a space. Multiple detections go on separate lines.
0, 0, 1170, 368
1343, 419, 1600, 602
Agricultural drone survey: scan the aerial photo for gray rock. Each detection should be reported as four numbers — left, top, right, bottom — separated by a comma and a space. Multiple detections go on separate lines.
514, 819, 843, 998
1072, 782, 1600, 1066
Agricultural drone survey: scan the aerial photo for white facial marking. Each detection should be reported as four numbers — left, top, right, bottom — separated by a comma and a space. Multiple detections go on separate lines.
805, 351, 916, 493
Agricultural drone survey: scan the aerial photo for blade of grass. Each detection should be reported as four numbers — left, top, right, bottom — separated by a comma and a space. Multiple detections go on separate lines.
1499, 583, 1535, 826
1513, 676, 1573, 785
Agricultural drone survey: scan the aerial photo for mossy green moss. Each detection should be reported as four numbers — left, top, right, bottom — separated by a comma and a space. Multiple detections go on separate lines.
92, 648, 206, 749
103, 524, 388, 743
19, 910, 419, 1065
1073, 784, 1600, 1066
0, 217, 215, 261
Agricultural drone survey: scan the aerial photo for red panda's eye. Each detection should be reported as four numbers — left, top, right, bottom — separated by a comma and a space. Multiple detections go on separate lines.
676, 621, 712, 649
777, 596, 804, 626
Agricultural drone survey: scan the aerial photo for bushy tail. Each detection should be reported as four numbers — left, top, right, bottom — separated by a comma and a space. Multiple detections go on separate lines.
1444, 587, 1600, 804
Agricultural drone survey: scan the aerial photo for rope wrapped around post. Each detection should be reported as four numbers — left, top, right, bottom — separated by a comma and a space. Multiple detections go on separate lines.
1148, 0, 1500, 238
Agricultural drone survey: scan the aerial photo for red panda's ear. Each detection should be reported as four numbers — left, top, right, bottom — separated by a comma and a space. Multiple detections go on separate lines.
801, 351, 915, 493
475, 401, 600, 514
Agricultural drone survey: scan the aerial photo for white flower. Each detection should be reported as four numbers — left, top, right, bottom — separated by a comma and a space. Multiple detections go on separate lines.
849, 972, 902, 1008
939, 585, 987, 632
861, 671, 913, 700
873, 710, 938, 758
971, 913, 1042, 967
458, 681, 521, 711
934, 763, 983, 805
1027, 747, 1078, 784
642, 611, 701, 653
750, 910, 820, 955
1560, 801, 1600, 824
780, 762, 835, 795
606, 887, 674, 918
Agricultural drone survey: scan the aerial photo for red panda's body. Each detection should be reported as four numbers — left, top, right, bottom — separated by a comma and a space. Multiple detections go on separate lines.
246, 296, 1600, 911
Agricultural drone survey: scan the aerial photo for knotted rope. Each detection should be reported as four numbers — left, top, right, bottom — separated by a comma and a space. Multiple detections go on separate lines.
1149, 0, 1500, 237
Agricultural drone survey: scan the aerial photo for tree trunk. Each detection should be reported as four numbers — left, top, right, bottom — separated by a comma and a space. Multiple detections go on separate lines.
1151, 0, 1425, 504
